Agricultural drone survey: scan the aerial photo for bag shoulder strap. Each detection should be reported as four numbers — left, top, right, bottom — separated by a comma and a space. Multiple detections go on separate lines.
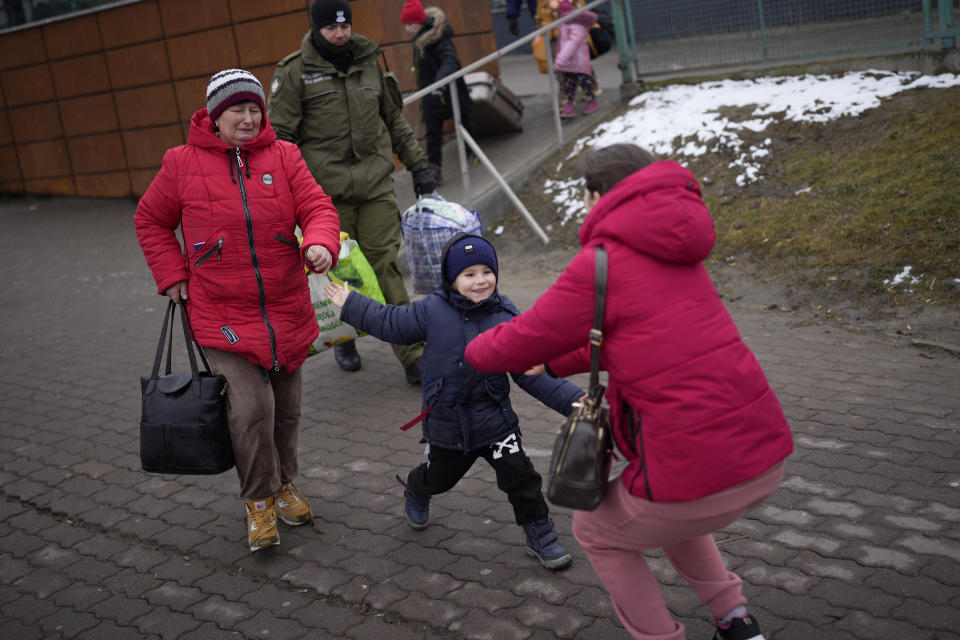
149, 300, 214, 381
589, 246, 607, 392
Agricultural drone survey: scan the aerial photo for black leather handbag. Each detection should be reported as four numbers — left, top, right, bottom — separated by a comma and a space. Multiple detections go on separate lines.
547, 246, 613, 510
139, 300, 234, 475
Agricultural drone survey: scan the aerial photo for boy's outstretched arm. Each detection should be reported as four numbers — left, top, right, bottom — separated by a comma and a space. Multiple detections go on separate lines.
512, 370, 585, 418
325, 282, 429, 346
323, 281, 350, 307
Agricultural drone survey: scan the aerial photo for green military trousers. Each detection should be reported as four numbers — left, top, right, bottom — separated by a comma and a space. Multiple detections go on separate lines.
335, 191, 424, 368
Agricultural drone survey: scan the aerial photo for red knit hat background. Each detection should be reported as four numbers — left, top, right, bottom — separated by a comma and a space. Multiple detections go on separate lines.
401, 0, 426, 24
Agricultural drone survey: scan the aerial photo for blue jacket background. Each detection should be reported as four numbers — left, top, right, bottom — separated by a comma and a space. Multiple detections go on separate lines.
340, 287, 583, 452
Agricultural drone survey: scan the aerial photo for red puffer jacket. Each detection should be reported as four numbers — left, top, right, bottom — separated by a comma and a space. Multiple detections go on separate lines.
135, 108, 340, 373
466, 161, 793, 502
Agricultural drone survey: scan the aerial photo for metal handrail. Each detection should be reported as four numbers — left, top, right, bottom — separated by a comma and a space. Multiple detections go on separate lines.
401, 0, 617, 243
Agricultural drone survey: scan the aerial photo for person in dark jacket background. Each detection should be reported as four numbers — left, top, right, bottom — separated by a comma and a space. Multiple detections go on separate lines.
323, 233, 584, 570
505, 0, 537, 36
401, 0, 478, 185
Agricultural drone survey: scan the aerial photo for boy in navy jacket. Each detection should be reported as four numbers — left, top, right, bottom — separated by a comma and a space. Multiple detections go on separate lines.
324, 233, 583, 569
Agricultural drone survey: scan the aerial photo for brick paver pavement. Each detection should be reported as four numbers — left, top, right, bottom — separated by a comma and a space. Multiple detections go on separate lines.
1, 196, 958, 640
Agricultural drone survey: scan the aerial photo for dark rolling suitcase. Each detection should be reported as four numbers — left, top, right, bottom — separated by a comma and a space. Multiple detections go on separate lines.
465, 71, 524, 136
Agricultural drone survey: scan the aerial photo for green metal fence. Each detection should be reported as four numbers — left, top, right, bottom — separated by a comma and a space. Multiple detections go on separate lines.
491, 1, 958, 79
622, 0, 958, 78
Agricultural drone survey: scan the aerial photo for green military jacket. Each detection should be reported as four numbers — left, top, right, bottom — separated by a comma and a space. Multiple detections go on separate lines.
267, 33, 429, 204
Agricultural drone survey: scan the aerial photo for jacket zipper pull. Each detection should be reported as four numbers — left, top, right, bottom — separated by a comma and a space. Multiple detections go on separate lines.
215, 238, 223, 260
235, 147, 243, 168
273, 359, 280, 372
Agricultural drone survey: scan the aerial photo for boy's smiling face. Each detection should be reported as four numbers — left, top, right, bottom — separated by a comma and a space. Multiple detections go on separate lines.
453, 264, 496, 303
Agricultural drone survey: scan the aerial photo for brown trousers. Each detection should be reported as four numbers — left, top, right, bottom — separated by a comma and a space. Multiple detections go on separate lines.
205, 348, 302, 500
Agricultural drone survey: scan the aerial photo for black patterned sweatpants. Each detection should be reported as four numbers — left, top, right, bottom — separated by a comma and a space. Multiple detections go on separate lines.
405, 432, 549, 525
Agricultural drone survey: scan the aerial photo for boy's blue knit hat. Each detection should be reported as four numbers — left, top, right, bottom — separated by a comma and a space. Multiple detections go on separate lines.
441, 233, 498, 286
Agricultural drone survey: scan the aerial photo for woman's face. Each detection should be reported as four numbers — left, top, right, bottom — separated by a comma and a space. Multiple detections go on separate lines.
403, 23, 420, 36
319, 22, 352, 46
215, 101, 262, 148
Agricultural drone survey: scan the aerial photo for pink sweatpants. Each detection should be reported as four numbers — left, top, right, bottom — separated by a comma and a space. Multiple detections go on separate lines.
573, 461, 785, 640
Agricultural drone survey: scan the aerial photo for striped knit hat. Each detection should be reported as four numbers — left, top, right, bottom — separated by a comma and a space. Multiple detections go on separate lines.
206, 69, 265, 122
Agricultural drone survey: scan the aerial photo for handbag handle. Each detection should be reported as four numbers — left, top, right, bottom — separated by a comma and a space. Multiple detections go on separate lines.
149, 300, 213, 382
588, 246, 608, 393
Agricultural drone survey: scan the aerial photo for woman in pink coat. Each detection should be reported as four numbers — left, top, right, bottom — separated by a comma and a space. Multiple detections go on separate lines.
465, 144, 793, 640
551, 0, 598, 117
135, 69, 341, 554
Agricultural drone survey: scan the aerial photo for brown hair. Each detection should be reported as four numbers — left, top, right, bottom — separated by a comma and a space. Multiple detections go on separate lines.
580, 144, 655, 196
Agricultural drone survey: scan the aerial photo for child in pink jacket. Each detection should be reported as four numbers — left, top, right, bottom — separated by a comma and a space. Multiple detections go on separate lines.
552, 0, 598, 117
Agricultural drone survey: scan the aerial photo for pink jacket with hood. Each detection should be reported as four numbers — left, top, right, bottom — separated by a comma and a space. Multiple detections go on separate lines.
465, 161, 793, 502
135, 109, 341, 373
553, 0, 596, 76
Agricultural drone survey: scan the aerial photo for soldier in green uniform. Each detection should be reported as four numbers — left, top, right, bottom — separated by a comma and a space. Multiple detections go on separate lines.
268, 0, 435, 383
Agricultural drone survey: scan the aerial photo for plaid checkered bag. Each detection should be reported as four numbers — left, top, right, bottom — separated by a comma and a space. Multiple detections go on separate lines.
401, 193, 482, 294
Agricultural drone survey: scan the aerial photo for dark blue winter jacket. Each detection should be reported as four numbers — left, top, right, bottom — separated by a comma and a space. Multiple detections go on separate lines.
339, 287, 584, 452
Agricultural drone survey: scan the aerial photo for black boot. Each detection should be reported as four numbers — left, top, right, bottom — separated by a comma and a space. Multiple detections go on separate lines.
334, 339, 361, 372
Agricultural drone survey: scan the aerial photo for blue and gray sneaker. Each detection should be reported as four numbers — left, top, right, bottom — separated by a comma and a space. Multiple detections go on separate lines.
403, 488, 430, 529
522, 517, 572, 569
397, 474, 430, 530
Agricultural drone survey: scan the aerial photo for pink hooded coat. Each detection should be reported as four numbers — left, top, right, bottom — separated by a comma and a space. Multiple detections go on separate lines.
465, 161, 793, 502
553, 1, 596, 76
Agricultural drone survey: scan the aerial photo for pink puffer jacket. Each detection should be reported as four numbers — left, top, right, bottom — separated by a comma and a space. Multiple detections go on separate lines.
466, 161, 793, 502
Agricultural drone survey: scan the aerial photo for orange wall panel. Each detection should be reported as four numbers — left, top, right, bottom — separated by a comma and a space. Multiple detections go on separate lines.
235, 14, 306, 69
0, 111, 11, 146
60, 94, 119, 136
0, 146, 21, 180
42, 15, 103, 60
107, 42, 171, 89
167, 28, 240, 80
382, 44, 416, 93
457, 34, 500, 75
75, 172, 132, 197
50, 54, 111, 99
9, 102, 62, 143
446, 0, 494, 35
0, 2, 498, 198
2, 66, 56, 107
122, 125, 184, 169
229, 0, 307, 23
68, 132, 126, 174
160, 0, 232, 36
0, 179, 25, 193
173, 77, 209, 122
354, 0, 390, 45
0, 29, 46, 72
248, 65, 276, 91
114, 84, 179, 129
18, 140, 71, 179
99, 1, 165, 49
130, 168, 160, 197
24, 176, 76, 196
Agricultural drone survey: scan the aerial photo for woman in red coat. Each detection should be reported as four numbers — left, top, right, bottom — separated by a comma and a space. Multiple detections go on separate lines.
465, 144, 793, 640
135, 69, 341, 553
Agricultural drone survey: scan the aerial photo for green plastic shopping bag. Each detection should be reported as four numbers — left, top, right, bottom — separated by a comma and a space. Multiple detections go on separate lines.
305, 233, 385, 355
